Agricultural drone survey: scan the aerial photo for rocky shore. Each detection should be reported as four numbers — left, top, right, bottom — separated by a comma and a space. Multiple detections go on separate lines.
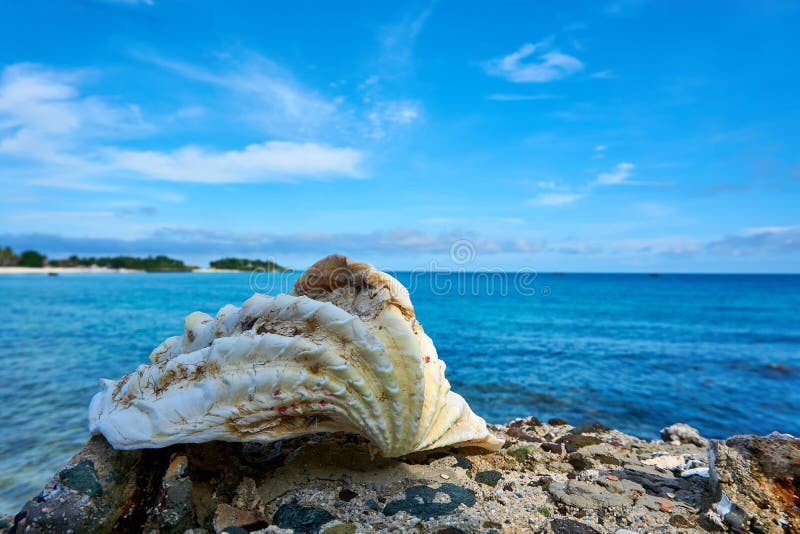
4, 419, 798, 534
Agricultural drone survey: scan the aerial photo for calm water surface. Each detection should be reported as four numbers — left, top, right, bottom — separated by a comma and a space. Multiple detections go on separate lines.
0, 272, 798, 513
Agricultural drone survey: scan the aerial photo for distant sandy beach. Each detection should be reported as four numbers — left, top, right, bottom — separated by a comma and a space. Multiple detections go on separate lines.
0, 267, 249, 275
0, 266, 141, 275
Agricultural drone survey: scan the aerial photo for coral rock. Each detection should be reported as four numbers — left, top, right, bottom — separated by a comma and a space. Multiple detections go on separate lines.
708, 432, 800, 533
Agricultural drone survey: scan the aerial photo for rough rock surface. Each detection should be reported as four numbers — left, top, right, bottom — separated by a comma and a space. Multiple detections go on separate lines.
707, 432, 799, 533
3, 417, 789, 533
661, 424, 706, 448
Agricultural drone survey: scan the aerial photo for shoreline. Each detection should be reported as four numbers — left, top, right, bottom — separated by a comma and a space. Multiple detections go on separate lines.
0, 267, 270, 275
0, 266, 143, 275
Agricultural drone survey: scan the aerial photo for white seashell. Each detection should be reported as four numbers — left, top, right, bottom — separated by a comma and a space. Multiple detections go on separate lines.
88, 255, 503, 456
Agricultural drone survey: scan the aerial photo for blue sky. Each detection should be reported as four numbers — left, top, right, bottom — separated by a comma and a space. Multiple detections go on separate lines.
1, 0, 799, 272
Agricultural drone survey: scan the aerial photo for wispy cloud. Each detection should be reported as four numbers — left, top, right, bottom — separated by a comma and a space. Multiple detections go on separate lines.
596, 162, 635, 185
377, 4, 434, 74
133, 51, 338, 138
0, 228, 546, 263
140, 49, 422, 142
6, 225, 798, 269
656, 227, 800, 259
98, 0, 153, 5
487, 93, 560, 101
483, 40, 583, 83
593, 144, 607, 159
168, 105, 206, 122
590, 70, 616, 79
109, 141, 363, 183
705, 226, 800, 256
604, 0, 647, 16
522, 159, 646, 209
0, 63, 147, 152
11, 210, 116, 221
366, 100, 421, 139
526, 192, 584, 206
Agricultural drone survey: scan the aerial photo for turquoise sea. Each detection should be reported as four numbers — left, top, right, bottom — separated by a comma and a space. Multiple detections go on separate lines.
1, 272, 799, 514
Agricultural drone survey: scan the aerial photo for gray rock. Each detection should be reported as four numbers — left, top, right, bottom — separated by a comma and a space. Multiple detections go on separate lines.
157, 454, 195, 532
660, 423, 705, 446
548, 480, 629, 509
7, 418, 787, 533
10, 435, 164, 533
550, 517, 601, 533
58, 459, 103, 499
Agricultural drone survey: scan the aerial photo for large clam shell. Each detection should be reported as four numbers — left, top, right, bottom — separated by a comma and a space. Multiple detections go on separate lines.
88, 255, 503, 456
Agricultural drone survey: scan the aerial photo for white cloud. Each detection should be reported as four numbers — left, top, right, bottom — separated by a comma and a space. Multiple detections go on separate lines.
632, 202, 674, 218
487, 93, 560, 101
0, 63, 365, 187
522, 161, 646, 208
359, 75, 380, 90
590, 70, 616, 79
593, 144, 607, 159
743, 225, 796, 236
0, 64, 147, 149
596, 162, 635, 185
109, 141, 363, 183
527, 192, 584, 206
168, 105, 206, 121
484, 41, 583, 83
367, 100, 420, 138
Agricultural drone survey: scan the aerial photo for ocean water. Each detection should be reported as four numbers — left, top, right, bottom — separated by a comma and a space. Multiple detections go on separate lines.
0, 271, 798, 514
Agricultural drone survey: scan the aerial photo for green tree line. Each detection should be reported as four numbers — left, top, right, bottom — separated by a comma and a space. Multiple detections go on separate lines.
0, 247, 191, 271
209, 257, 289, 271
1, 247, 289, 272
49, 255, 192, 271
1, 247, 46, 267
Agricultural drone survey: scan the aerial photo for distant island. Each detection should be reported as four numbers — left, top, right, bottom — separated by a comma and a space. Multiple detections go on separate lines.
209, 257, 289, 272
0, 246, 289, 274
48, 254, 193, 272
